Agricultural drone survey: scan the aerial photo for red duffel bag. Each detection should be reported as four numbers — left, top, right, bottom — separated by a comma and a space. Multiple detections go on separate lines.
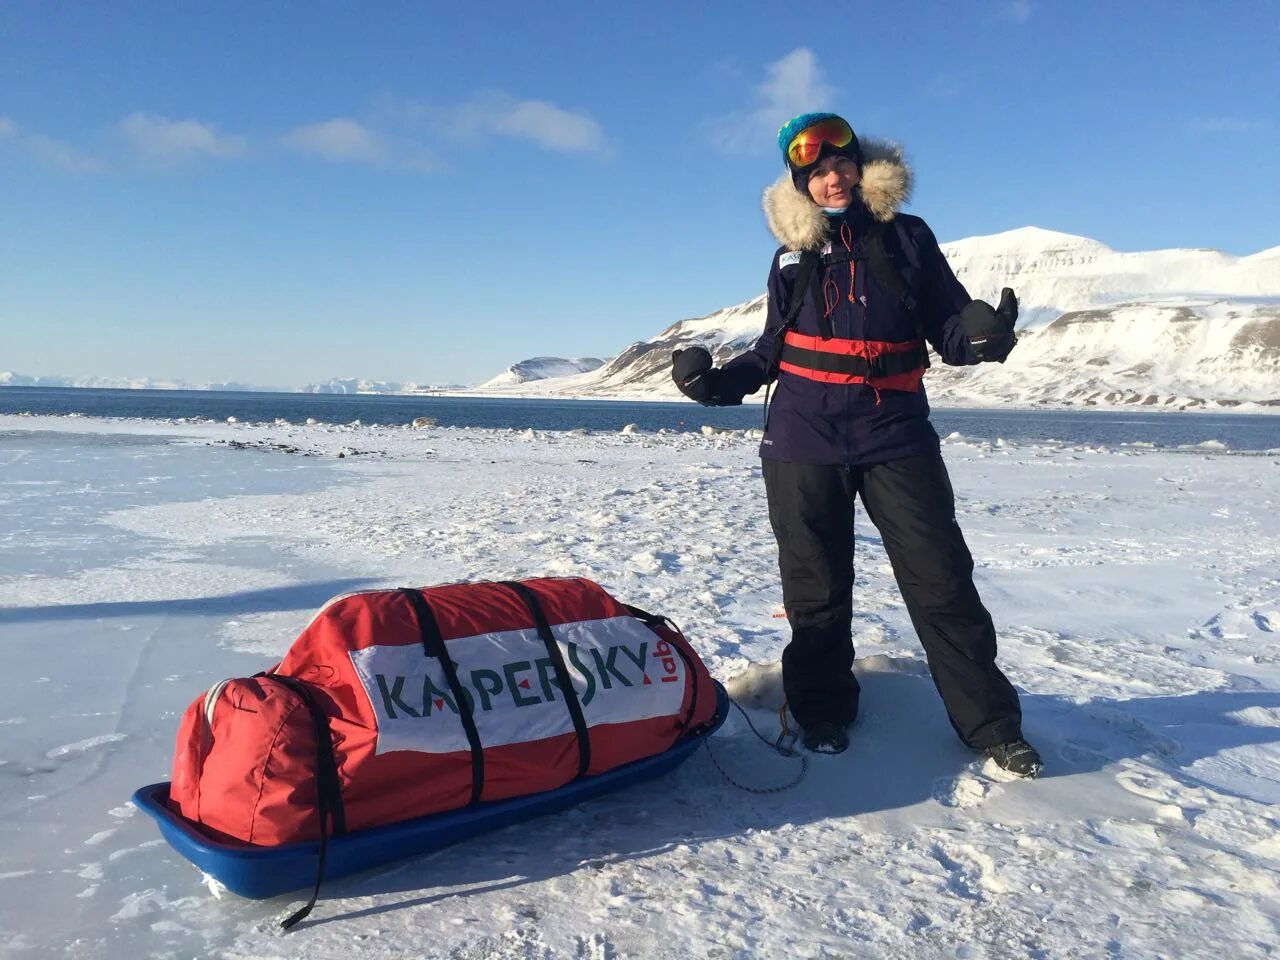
169, 577, 718, 847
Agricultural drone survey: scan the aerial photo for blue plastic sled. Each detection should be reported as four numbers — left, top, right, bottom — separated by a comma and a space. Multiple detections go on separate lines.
134, 681, 728, 899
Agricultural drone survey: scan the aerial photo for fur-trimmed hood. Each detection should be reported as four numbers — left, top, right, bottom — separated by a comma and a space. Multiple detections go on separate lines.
762, 138, 912, 252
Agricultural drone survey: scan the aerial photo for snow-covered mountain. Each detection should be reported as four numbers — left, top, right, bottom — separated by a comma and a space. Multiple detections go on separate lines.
475, 356, 604, 390
943, 227, 1280, 329
474, 228, 1280, 410
0, 372, 465, 395
299, 378, 462, 395
469, 297, 771, 400
0, 372, 267, 391
929, 298, 1280, 409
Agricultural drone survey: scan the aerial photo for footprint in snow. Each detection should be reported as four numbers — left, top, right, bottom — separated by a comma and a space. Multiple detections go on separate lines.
1113, 767, 1206, 826
1079, 704, 1181, 760
1059, 739, 1108, 767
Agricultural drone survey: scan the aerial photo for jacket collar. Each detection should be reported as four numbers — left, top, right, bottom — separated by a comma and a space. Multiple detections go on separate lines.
761, 138, 913, 252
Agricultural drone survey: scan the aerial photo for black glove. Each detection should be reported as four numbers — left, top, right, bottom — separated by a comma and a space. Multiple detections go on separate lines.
671, 347, 722, 405
960, 288, 1018, 363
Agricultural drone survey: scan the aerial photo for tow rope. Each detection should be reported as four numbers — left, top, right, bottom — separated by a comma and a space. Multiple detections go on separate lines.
705, 696, 808, 794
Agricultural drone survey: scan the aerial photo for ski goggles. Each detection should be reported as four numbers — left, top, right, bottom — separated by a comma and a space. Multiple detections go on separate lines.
785, 116, 856, 168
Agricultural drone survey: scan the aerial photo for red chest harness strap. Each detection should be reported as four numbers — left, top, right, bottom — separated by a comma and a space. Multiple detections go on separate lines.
778, 331, 926, 390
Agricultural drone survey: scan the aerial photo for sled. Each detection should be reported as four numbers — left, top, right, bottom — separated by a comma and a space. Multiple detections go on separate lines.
134, 680, 728, 900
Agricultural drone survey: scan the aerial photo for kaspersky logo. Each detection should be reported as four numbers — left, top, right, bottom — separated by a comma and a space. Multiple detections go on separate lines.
374, 638, 681, 720
349, 617, 689, 754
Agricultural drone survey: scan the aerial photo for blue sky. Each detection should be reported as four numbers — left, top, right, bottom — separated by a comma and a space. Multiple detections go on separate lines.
2, 1, 1277, 387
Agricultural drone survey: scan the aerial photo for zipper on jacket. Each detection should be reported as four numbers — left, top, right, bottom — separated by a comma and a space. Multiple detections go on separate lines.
839, 261, 849, 468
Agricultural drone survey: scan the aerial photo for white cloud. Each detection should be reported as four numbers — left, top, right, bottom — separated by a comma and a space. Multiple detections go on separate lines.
400, 92, 610, 155
0, 119, 105, 172
280, 117, 439, 171
116, 112, 247, 164
22, 133, 107, 173
282, 118, 387, 162
707, 48, 835, 153
485, 96, 608, 153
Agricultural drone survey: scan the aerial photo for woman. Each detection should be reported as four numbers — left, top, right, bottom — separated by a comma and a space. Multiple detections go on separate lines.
672, 112, 1040, 777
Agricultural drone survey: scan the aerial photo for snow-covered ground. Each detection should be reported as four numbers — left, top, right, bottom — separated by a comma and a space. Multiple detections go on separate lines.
2, 414, 1278, 959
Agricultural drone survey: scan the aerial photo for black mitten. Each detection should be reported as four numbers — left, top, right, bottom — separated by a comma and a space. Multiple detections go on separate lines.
960, 288, 1018, 362
671, 347, 722, 405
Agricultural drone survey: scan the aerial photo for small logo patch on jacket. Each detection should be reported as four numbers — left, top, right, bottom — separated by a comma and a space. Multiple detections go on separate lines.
779, 251, 803, 269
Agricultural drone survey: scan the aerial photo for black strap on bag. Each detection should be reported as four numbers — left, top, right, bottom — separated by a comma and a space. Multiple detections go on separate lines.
398, 588, 486, 806
260, 673, 346, 932
500, 580, 592, 779
622, 604, 702, 732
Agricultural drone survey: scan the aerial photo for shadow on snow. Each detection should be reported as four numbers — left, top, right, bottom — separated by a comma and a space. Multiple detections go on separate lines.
0, 578, 382, 625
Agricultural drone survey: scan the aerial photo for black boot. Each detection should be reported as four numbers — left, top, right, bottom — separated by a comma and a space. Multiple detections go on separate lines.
986, 738, 1043, 778
803, 721, 850, 755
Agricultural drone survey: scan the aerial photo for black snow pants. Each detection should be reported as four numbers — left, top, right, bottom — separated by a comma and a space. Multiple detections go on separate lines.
762, 450, 1022, 749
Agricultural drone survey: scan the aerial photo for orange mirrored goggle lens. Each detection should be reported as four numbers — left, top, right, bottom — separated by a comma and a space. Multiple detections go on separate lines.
786, 118, 855, 167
